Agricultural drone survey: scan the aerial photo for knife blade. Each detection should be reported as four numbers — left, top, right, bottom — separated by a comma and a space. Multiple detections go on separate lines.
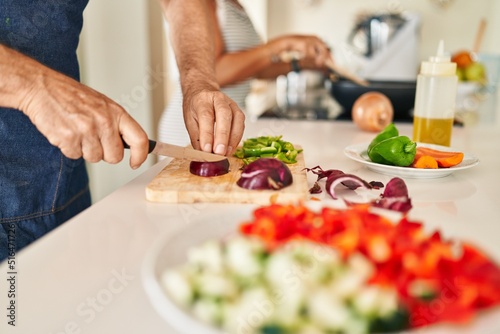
122, 138, 226, 162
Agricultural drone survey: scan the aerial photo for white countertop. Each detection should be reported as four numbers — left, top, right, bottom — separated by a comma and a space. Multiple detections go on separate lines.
1, 119, 500, 334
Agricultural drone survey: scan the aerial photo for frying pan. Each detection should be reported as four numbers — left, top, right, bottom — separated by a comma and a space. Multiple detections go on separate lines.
330, 79, 416, 122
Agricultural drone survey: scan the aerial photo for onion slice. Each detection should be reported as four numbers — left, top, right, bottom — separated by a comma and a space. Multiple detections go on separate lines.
304, 166, 344, 181
189, 159, 230, 177
237, 158, 293, 190
309, 182, 322, 194
373, 177, 412, 213
306, 166, 383, 194
304, 165, 412, 213
325, 173, 373, 200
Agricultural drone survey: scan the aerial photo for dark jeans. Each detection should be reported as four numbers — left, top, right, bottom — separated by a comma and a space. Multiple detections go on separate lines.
0, 187, 91, 262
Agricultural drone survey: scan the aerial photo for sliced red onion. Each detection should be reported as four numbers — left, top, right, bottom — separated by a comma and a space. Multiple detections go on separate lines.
325, 173, 373, 200
381, 177, 408, 198
306, 166, 384, 191
341, 178, 367, 190
237, 158, 293, 190
189, 159, 230, 177
304, 166, 344, 181
304, 166, 411, 213
373, 177, 412, 213
309, 182, 322, 194
374, 196, 413, 213
369, 181, 385, 190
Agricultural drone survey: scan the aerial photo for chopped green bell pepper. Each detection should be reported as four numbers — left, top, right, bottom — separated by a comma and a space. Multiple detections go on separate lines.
234, 135, 302, 164
368, 135, 417, 167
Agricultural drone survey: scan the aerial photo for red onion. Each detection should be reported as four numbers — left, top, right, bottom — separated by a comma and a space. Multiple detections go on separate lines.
380, 177, 408, 198
304, 166, 344, 181
189, 159, 230, 177
306, 166, 381, 196
304, 166, 412, 213
309, 182, 322, 194
369, 181, 384, 190
373, 177, 412, 213
325, 173, 373, 200
237, 158, 293, 190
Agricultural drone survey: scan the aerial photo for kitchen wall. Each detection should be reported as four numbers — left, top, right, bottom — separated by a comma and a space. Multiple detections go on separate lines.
262, 0, 500, 125
265, 0, 499, 58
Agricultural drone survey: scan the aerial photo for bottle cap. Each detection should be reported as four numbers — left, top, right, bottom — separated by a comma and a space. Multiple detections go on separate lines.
421, 40, 457, 76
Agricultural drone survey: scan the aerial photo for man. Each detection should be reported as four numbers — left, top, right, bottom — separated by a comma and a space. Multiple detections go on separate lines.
160, 0, 246, 155
0, 0, 245, 261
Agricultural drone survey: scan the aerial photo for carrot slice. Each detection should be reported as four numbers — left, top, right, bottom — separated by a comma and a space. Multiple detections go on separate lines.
412, 155, 438, 169
414, 147, 464, 168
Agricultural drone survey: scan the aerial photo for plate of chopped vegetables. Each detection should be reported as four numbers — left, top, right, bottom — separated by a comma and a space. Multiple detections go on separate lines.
344, 142, 479, 179
142, 204, 500, 334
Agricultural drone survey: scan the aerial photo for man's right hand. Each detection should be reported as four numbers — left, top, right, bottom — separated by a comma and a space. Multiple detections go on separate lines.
160, 0, 246, 157
183, 87, 245, 156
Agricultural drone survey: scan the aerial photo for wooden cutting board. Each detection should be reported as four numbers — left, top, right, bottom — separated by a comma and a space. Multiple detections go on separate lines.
146, 149, 309, 205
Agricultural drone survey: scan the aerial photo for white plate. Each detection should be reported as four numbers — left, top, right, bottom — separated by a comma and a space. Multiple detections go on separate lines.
344, 142, 479, 179
141, 207, 254, 334
142, 206, 499, 334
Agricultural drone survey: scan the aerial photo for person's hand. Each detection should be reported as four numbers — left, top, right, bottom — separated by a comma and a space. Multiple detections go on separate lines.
182, 88, 245, 156
19, 64, 149, 169
268, 35, 332, 68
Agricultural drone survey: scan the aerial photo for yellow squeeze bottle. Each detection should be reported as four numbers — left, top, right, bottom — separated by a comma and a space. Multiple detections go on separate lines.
412, 40, 458, 147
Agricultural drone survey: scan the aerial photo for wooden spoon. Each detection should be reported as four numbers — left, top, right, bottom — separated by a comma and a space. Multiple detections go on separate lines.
472, 18, 487, 54
279, 51, 369, 87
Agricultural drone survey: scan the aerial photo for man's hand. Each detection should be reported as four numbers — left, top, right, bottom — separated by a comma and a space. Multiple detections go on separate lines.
24, 73, 149, 169
183, 88, 245, 156
160, 0, 246, 156
1, 45, 149, 169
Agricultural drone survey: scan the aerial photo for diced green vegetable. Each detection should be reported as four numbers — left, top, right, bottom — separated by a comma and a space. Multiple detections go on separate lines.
234, 135, 302, 164
260, 324, 287, 334
368, 308, 410, 333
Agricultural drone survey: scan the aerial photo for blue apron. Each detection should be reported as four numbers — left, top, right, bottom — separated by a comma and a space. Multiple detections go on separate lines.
0, 0, 91, 261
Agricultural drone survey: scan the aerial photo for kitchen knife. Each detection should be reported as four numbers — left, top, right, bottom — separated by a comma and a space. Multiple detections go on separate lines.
122, 138, 226, 162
